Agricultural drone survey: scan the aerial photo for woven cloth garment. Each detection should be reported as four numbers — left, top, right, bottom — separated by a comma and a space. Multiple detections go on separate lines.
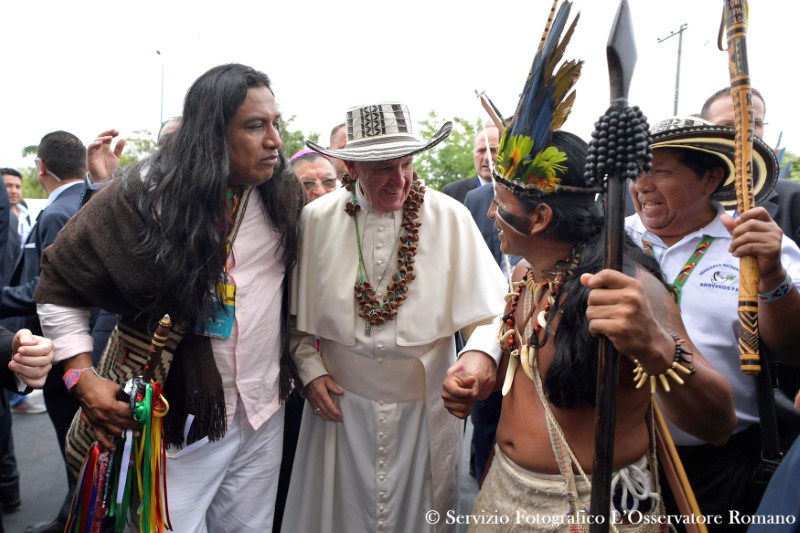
64, 320, 186, 477
470, 446, 668, 533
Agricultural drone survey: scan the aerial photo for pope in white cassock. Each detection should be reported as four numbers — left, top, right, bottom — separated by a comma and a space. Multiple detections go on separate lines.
282, 102, 507, 533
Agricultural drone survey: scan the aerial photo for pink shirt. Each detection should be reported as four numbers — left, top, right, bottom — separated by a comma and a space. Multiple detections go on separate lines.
212, 190, 284, 430
39, 190, 285, 432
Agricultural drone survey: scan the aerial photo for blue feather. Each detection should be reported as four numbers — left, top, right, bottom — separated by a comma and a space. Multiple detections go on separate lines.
511, 0, 572, 151
498, 0, 582, 190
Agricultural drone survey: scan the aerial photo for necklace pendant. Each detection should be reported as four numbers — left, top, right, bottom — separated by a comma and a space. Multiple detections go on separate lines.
537, 310, 548, 328
365, 321, 372, 336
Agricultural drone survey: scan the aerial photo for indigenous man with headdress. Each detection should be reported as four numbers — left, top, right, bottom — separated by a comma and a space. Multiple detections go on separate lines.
442, 2, 736, 530
33, 63, 306, 531
625, 116, 800, 526
282, 102, 507, 532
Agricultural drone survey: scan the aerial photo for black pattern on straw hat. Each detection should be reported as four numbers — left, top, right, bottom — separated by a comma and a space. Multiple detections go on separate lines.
306, 103, 451, 162
649, 116, 778, 209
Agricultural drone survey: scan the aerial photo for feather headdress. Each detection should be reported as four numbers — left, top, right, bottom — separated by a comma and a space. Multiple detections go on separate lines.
495, 0, 593, 197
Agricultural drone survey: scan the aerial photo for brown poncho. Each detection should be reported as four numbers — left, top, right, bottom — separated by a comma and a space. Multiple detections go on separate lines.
35, 177, 296, 450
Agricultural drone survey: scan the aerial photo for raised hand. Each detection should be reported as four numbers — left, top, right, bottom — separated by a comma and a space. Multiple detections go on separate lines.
87, 129, 126, 182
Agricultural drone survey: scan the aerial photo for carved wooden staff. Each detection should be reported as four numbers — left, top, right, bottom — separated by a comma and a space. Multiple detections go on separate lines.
722, 0, 761, 375
722, 0, 782, 478
143, 314, 173, 383
586, 1, 651, 529
115, 314, 173, 404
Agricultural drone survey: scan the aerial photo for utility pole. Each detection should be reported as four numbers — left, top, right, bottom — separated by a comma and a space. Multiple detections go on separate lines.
657, 23, 688, 115
156, 50, 164, 126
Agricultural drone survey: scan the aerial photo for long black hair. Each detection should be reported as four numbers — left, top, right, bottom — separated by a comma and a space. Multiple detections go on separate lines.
516, 131, 666, 407
122, 63, 305, 323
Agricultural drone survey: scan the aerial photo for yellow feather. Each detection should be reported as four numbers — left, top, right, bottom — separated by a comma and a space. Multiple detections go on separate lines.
552, 90, 578, 131
552, 60, 582, 102
544, 13, 580, 85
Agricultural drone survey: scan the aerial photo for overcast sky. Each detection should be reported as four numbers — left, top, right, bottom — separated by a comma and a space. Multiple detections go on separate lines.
1, 0, 796, 170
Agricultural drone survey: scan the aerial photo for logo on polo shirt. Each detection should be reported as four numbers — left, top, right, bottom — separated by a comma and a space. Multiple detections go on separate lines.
698, 263, 739, 292
710, 271, 736, 284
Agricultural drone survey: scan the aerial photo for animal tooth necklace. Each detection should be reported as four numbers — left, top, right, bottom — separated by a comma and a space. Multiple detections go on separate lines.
499, 250, 581, 393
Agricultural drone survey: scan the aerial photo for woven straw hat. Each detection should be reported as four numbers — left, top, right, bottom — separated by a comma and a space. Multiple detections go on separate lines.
649, 116, 778, 208
306, 102, 451, 162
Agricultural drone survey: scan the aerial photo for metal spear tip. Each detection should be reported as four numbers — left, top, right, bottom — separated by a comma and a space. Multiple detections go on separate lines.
607, 0, 637, 104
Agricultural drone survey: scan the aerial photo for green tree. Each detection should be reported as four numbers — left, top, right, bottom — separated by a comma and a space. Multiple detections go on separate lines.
20, 166, 46, 199
119, 130, 158, 168
16, 145, 46, 199
413, 112, 482, 191
280, 116, 320, 160
778, 149, 800, 183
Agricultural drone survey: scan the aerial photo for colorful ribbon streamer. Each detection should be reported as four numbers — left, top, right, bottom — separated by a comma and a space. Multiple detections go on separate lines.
66, 380, 171, 532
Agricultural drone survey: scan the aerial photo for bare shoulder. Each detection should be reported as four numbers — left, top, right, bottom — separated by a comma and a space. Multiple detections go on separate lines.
511, 260, 530, 283
634, 267, 688, 338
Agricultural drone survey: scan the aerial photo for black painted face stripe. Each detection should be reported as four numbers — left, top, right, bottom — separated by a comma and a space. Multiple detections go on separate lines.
497, 205, 531, 235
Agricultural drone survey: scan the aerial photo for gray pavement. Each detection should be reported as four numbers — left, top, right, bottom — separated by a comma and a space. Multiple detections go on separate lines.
3, 410, 65, 533
2, 409, 481, 533
458, 420, 480, 532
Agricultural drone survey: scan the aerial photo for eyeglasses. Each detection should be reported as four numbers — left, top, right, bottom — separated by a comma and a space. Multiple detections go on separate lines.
301, 178, 337, 191
34, 157, 62, 181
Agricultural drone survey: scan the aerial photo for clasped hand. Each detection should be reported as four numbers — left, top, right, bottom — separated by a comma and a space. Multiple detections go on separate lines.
8, 329, 54, 389
442, 351, 497, 419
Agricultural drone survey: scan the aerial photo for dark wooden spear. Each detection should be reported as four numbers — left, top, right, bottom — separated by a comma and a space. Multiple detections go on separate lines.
589, 1, 637, 530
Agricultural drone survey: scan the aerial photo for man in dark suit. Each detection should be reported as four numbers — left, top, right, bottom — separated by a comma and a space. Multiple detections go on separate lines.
452, 126, 514, 484
761, 180, 800, 247
0, 178, 56, 530
441, 175, 480, 204
0, 170, 24, 288
441, 127, 499, 203
465, 184, 502, 267
462, 176, 507, 486
0, 325, 56, 533
0, 180, 14, 290
0, 131, 87, 533
0, 182, 18, 517
0, 132, 87, 332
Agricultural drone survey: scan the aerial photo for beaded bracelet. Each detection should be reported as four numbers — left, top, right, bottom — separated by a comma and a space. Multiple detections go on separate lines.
758, 272, 794, 304
63, 367, 102, 393
633, 334, 696, 394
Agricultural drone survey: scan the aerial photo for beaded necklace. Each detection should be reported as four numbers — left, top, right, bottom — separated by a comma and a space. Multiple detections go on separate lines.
343, 173, 425, 336
499, 250, 581, 393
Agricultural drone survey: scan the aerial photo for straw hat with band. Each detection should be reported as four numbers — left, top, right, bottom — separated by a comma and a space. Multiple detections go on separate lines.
306, 102, 451, 162
649, 116, 778, 210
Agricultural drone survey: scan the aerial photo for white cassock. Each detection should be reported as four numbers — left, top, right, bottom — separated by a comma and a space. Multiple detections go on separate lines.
283, 185, 506, 533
